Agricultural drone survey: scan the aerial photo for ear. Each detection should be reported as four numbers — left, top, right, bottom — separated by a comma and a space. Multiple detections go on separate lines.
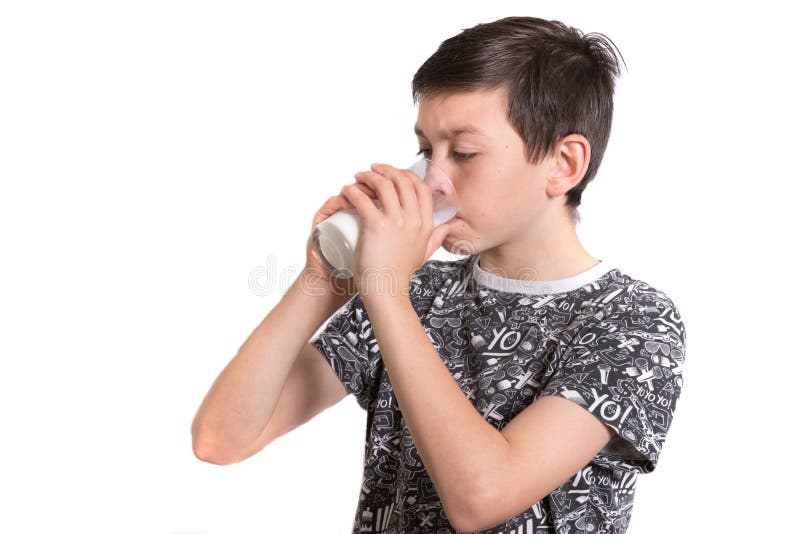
545, 134, 591, 198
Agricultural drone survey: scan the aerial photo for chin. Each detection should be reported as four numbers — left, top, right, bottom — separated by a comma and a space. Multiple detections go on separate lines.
442, 235, 478, 257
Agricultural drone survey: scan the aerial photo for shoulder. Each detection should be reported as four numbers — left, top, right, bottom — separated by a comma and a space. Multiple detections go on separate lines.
599, 271, 687, 349
408, 255, 474, 315
545, 271, 688, 473
410, 255, 473, 289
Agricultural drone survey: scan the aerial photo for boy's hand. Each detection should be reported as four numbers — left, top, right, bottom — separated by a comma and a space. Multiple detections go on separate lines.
342, 162, 456, 297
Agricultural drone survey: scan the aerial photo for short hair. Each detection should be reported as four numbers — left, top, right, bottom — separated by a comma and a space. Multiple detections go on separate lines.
412, 16, 626, 224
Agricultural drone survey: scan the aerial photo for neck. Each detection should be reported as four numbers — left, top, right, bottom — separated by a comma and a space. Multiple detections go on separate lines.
477, 206, 598, 282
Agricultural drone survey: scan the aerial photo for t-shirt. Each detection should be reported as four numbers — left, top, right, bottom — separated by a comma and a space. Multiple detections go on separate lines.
310, 253, 687, 534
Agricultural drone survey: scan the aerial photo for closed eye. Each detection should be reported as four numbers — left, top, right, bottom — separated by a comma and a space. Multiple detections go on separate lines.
417, 148, 476, 161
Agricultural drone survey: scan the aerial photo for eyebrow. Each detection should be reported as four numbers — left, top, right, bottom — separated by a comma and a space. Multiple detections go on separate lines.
413, 124, 487, 139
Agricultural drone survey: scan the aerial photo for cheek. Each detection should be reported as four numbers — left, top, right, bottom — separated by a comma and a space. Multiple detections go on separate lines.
460, 172, 508, 216
458, 174, 538, 228
457, 190, 503, 231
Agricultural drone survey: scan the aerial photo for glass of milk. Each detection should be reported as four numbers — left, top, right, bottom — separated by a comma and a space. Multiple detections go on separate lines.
311, 156, 458, 279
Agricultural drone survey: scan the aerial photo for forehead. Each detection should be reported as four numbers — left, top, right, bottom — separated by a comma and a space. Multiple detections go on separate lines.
415, 87, 509, 139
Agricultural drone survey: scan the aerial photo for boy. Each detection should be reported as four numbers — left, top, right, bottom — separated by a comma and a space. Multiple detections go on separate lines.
191, 16, 687, 534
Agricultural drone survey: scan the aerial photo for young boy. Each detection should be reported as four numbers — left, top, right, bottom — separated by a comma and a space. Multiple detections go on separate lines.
191, 16, 687, 534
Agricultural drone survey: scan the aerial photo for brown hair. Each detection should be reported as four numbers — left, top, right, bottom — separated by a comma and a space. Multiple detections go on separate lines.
412, 16, 626, 223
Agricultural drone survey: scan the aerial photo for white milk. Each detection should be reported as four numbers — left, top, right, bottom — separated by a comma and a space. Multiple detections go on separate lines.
310, 201, 379, 279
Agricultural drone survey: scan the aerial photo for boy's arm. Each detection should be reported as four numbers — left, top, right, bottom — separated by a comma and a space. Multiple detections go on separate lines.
190, 268, 352, 464
362, 291, 615, 533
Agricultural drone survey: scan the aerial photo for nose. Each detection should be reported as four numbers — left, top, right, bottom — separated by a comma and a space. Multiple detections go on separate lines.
428, 156, 451, 177
425, 159, 456, 191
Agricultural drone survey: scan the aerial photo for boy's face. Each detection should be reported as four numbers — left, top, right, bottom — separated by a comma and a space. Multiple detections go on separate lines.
415, 86, 558, 256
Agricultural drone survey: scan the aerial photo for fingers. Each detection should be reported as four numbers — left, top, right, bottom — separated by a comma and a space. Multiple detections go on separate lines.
325, 164, 428, 229
411, 173, 433, 231
354, 169, 401, 216
313, 184, 375, 227
341, 181, 381, 220
349, 182, 379, 199
382, 168, 420, 222
379, 164, 428, 230
358, 164, 422, 224
425, 219, 451, 259
312, 195, 348, 227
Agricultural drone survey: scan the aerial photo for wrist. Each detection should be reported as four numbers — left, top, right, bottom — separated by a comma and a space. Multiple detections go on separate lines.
296, 265, 356, 302
355, 268, 411, 301
357, 276, 411, 304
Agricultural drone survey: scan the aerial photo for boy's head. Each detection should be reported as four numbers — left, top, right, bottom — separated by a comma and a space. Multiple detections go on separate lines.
411, 16, 625, 234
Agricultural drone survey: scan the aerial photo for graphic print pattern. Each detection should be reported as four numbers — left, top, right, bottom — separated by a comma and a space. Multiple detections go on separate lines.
310, 254, 687, 533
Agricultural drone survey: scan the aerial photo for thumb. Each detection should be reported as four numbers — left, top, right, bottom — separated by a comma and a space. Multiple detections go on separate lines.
425, 221, 453, 260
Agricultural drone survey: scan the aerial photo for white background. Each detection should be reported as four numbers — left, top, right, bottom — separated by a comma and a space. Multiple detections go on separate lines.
1, 1, 797, 532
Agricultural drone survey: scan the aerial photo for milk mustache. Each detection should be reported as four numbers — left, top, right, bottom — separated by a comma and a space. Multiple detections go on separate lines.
311, 156, 458, 279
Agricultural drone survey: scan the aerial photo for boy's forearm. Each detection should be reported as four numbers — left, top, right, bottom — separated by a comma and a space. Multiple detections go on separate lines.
361, 291, 510, 524
191, 268, 351, 462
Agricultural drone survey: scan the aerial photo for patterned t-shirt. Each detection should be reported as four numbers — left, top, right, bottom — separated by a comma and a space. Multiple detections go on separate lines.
310, 253, 687, 534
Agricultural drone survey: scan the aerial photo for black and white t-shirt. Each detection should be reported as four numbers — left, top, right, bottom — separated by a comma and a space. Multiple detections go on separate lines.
310, 253, 687, 534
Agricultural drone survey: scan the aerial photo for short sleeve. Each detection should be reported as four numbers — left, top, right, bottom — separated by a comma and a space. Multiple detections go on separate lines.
540, 285, 687, 474
310, 292, 379, 411
408, 261, 436, 318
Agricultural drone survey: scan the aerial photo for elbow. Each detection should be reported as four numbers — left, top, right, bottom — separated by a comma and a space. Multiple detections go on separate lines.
444, 479, 499, 534
191, 424, 241, 466
192, 434, 226, 465
193, 439, 240, 465
457, 486, 536, 533
448, 512, 476, 534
